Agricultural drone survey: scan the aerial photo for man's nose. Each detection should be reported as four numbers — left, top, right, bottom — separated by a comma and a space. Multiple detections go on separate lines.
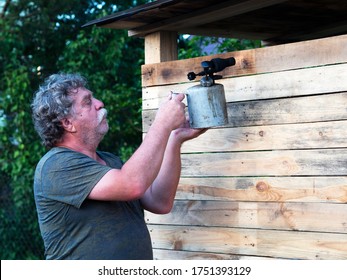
94, 98, 104, 109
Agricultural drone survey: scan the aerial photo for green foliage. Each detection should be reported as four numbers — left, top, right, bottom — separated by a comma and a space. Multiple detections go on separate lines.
57, 25, 144, 160
0, 0, 146, 259
0, 11, 47, 258
178, 35, 262, 59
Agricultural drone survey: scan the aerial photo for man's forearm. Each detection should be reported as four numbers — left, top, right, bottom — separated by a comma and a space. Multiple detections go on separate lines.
140, 131, 183, 213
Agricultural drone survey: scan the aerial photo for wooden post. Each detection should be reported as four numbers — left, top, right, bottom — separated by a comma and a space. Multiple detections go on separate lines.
144, 31, 178, 64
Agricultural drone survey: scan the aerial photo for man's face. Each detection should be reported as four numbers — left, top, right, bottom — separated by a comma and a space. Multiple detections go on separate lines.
70, 87, 109, 145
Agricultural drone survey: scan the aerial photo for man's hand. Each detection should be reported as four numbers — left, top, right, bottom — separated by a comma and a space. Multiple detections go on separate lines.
154, 92, 186, 131
173, 118, 208, 144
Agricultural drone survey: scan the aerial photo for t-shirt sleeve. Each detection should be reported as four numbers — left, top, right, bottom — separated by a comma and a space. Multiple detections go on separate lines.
36, 150, 113, 208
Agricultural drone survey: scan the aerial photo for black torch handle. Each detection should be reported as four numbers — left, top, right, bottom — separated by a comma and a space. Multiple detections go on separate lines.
187, 57, 236, 81
210, 57, 236, 72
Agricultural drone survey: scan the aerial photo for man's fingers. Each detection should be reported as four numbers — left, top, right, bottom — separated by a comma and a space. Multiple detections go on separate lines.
170, 91, 185, 102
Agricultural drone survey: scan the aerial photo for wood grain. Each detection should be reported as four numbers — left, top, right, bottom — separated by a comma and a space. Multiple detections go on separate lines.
152, 248, 271, 260
148, 224, 347, 259
142, 63, 347, 110
142, 34, 347, 260
146, 200, 347, 233
142, 92, 347, 131
178, 120, 347, 153
175, 177, 347, 203
180, 149, 347, 177
141, 34, 347, 87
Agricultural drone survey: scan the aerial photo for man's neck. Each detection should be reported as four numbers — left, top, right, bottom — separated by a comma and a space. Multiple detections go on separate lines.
56, 142, 100, 162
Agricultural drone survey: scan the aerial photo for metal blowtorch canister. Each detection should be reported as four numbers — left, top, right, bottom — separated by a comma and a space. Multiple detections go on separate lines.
186, 82, 227, 128
185, 57, 236, 128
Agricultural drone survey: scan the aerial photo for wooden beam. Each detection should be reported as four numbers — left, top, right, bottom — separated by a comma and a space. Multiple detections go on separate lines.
144, 31, 178, 64
129, 0, 288, 37
269, 20, 347, 44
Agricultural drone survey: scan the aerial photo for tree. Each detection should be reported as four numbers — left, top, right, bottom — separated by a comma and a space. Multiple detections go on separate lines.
0, 0, 147, 259
178, 35, 262, 59
58, 24, 144, 159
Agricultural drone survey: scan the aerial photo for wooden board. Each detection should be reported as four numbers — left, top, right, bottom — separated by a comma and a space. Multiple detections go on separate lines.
152, 248, 271, 260
142, 63, 347, 110
148, 224, 347, 260
152, 120, 347, 153
142, 92, 347, 131
175, 177, 347, 204
146, 201, 347, 233
180, 149, 347, 177
226, 92, 347, 128
141, 34, 347, 87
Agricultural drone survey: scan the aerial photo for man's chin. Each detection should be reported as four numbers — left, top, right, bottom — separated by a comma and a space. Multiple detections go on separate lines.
99, 123, 109, 136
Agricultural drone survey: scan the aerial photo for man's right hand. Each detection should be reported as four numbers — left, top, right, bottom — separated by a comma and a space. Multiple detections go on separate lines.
154, 92, 186, 131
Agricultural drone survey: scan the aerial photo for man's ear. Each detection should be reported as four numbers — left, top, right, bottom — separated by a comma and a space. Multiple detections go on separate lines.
61, 118, 77, 133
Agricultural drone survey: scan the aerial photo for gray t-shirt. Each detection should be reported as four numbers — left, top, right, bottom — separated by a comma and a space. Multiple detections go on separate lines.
34, 147, 153, 260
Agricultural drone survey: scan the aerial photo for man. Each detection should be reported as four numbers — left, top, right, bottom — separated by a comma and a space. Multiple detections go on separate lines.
31, 73, 206, 260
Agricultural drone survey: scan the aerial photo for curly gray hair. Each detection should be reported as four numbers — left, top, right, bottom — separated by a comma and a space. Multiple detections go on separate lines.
31, 73, 87, 148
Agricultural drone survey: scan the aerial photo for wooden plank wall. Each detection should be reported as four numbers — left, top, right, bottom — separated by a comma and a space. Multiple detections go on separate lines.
141, 34, 347, 260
